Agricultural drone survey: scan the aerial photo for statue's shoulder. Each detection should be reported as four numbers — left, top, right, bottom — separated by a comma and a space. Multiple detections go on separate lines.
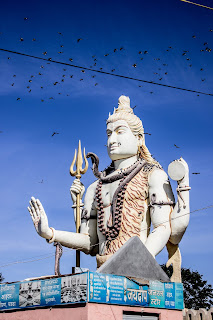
148, 166, 168, 187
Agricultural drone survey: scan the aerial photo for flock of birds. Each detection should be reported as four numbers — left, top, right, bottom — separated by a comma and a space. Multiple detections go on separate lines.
0, 17, 212, 102
1, 17, 211, 177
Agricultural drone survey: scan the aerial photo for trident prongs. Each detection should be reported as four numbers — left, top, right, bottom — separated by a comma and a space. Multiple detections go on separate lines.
70, 140, 88, 179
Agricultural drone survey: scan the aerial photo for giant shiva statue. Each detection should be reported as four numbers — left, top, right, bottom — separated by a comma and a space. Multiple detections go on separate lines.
28, 96, 190, 282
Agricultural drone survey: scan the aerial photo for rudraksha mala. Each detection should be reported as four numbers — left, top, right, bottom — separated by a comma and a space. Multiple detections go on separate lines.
96, 178, 127, 241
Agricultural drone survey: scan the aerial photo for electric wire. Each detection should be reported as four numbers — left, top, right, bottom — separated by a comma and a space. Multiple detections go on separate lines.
0, 204, 212, 270
180, 0, 213, 10
0, 48, 213, 97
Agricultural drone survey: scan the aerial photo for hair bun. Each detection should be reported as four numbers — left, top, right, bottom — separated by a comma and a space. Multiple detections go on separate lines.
115, 95, 134, 114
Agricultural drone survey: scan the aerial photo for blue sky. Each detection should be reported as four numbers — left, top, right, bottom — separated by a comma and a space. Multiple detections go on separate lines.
0, 0, 213, 285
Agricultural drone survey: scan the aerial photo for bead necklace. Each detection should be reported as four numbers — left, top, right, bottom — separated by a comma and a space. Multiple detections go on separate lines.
96, 159, 147, 241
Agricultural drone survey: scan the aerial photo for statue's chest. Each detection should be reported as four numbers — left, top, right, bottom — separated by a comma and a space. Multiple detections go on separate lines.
100, 180, 121, 207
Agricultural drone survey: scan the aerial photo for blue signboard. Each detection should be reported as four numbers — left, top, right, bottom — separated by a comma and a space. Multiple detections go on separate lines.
0, 272, 184, 311
0, 273, 87, 311
41, 278, 61, 306
0, 283, 19, 310
88, 272, 149, 306
175, 283, 184, 310
148, 280, 165, 308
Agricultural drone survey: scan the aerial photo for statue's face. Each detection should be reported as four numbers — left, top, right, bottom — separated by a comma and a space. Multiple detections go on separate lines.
106, 120, 139, 161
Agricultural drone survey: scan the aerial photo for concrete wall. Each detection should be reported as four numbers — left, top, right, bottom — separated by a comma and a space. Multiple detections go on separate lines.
0, 303, 183, 320
183, 308, 213, 320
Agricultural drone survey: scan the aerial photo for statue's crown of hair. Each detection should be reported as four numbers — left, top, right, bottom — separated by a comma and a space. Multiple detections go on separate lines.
114, 95, 134, 115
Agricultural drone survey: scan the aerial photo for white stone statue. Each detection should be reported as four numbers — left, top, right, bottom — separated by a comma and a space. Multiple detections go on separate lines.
28, 95, 190, 282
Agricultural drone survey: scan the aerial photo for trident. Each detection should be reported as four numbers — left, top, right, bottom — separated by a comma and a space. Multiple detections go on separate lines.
70, 140, 88, 267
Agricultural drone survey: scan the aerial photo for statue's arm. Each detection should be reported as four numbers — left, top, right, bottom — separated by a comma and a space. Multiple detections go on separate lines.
168, 158, 190, 245
145, 169, 173, 257
28, 182, 98, 255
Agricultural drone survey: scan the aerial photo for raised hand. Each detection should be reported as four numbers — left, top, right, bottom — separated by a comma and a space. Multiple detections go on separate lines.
168, 157, 189, 186
28, 197, 52, 239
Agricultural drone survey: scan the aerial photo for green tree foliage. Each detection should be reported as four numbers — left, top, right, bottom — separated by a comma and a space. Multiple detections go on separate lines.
161, 264, 213, 309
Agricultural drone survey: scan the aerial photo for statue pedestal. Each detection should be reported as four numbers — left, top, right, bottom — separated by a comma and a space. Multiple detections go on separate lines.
0, 303, 183, 320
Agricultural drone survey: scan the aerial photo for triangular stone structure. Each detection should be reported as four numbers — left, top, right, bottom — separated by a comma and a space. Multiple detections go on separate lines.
97, 236, 170, 282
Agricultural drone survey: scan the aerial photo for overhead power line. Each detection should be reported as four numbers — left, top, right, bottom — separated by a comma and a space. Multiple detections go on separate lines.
0, 48, 213, 97
0, 204, 212, 270
180, 0, 213, 10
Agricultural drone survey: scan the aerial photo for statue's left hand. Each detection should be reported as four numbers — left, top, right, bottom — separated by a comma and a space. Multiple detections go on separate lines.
28, 197, 52, 239
168, 157, 189, 186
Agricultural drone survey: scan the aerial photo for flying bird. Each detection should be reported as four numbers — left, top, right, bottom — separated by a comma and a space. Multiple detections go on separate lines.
174, 144, 180, 148
20, 38, 24, 41
192, 172, 200, 175
52, 132, 59, 137
77, 38, 82, 42
132, 64, 137, 68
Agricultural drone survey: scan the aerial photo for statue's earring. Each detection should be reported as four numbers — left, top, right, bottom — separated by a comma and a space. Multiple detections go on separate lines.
137, 145, 142, 158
